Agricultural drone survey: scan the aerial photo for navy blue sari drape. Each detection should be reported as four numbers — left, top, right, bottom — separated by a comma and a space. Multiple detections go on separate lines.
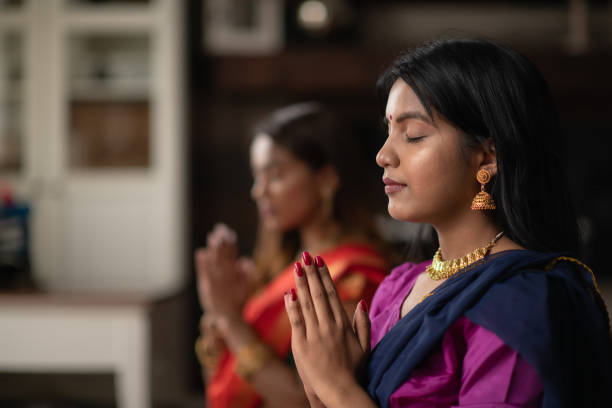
367, 250, 612, 407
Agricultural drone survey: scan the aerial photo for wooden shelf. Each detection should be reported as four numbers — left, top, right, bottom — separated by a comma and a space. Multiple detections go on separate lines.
207, 47, 394, 94
205, 47, 612, 111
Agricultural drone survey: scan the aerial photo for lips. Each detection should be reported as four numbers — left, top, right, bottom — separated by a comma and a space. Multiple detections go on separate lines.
257, 204, 275, 217
383, 177, 407, 194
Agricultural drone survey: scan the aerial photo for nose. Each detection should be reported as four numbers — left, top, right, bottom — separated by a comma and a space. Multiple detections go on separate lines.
251, 176, 265, 200
376, 136, 399, 169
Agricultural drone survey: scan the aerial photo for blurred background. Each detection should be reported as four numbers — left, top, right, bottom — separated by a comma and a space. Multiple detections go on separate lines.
0, 0, 611, 407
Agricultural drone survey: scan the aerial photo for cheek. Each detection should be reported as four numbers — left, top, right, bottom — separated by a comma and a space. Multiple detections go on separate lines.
401, 145, 441, 199
406, 149, 433, 192
269, 177, 320, 228
389, 145, 473, 221
388, 154, 437, 220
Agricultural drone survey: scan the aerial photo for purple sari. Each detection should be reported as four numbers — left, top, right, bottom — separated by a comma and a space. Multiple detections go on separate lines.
370, 261, 542, 407
367, 251, 612, 408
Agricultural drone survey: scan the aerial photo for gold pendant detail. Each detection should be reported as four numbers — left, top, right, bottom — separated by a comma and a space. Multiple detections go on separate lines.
471, 190, 496, 210
471, 169, 496, 210
426, 231, 504, 280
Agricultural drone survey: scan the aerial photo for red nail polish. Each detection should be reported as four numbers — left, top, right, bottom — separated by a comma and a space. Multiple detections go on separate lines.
290, 288, 297, 301
302, 251, 312, 266
360, 299, 368, 312
314, 255, 324, 268
294, 262, 304, 277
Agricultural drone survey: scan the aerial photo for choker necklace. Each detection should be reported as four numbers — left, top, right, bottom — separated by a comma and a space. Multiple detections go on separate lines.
427, 231, 505, 280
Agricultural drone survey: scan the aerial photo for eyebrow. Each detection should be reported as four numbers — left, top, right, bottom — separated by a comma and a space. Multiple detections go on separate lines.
383, 111, 433, 125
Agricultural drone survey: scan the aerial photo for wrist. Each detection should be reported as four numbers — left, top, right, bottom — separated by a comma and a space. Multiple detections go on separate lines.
319, 371, 369, 408
215, 314, 259, 353
195, 334, 225, 371
216, 312, 245, 334
234, 340, 274, 382
319, 371, 354, 404
200, 313, 218, 333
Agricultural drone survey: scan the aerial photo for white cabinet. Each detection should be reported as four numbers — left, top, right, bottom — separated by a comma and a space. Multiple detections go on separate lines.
0, 0, 185, 294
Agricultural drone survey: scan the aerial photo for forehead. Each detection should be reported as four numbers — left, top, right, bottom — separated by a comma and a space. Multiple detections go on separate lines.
251, 133, 274, 162
250, 133, 294, 168
385, 79, 427, 116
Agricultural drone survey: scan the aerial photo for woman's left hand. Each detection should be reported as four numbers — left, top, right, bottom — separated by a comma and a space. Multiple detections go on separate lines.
284, 252, 372, 407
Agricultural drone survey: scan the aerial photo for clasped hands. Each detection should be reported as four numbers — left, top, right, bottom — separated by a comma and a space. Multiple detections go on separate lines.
195, 224, 255, 330
284, 252, 372, 407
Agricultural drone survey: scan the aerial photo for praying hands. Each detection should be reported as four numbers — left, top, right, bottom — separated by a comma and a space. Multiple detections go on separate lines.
284, 252, 378, 408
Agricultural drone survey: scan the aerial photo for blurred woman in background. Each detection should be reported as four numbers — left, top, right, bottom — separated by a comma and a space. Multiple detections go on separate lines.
194, 102, 391, 408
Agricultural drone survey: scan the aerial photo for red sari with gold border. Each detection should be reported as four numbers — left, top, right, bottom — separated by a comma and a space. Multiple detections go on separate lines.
206, 243, 389, 408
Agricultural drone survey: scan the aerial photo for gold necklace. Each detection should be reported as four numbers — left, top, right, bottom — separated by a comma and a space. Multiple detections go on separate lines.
426, 231, 505, 280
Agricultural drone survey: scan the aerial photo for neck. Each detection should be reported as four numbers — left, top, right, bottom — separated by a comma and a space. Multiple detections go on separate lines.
434, 210, 501, 261
299, 217, 343, 255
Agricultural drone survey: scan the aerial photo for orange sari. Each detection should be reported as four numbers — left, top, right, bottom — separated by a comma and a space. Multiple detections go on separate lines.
206, 243, 389, 408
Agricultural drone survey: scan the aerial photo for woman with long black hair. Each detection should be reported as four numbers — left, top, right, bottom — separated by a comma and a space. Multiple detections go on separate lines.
283, 38, 612, 407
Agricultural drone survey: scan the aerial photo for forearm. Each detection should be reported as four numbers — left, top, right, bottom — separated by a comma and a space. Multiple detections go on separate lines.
219, 316, 310, 408
317, 373, 378, 408
252, 359, 311, 408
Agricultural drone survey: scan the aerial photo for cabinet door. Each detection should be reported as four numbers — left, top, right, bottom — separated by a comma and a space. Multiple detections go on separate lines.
33, 0, 184, 293
0, 0, 29, 182
0, 3, 38, 282
0, 30, 24, 174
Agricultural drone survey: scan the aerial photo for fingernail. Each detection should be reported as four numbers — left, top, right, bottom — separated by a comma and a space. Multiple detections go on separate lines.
314, 255, 324, 268
294, 262, 304, 277
360, 299, 368, 312
302, 251, 312, 266
290, 288, 297, 301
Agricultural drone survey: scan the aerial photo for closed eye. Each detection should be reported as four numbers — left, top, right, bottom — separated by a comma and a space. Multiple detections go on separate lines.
405, 135, 426, 143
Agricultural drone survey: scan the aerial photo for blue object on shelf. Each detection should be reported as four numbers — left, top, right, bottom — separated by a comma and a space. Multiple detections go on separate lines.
0, 187, 33, 289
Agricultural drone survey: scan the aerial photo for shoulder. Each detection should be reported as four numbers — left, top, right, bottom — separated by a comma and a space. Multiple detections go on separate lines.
465, 253, 609, 354
333, 242, 389, 266
325, 242, 390, 281
381, 261, 428, 290
388, 260, 432, 285
494, 255, 599, 307
465, 254, 612, 405
470, 252, 599, 310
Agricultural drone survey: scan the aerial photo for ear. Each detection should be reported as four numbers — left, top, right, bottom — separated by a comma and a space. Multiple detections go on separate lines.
477, 138, 498, 176
316, 165, 340, 199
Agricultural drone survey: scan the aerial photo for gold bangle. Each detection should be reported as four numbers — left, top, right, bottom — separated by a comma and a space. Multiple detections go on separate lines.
234, 341, 274, 381
195, 334, 224, 371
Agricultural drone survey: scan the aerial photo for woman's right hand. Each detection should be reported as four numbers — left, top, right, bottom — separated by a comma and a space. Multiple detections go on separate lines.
284, 254, 374, 407
195, 223, 255, 319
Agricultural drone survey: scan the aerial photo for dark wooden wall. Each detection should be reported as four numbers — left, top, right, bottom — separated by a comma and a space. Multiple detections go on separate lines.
184, 0, 612, 391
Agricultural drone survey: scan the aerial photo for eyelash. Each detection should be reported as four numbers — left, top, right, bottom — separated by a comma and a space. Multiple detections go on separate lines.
405, 135, 426, 143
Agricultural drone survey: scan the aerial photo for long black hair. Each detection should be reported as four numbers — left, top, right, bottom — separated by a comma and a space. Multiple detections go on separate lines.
377, 38, 580, 254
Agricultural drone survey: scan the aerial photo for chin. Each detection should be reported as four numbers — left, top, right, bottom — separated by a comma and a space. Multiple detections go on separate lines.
387, 202, 424, 223
264, 218, 298, 234
387, 204, 408, 221
261, 217, 281, 231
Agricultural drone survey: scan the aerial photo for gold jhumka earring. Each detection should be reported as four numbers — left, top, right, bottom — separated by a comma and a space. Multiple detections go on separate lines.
471, 169, 496, 210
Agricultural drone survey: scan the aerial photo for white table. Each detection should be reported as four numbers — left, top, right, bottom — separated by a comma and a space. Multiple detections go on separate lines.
0, 292, 154, 408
